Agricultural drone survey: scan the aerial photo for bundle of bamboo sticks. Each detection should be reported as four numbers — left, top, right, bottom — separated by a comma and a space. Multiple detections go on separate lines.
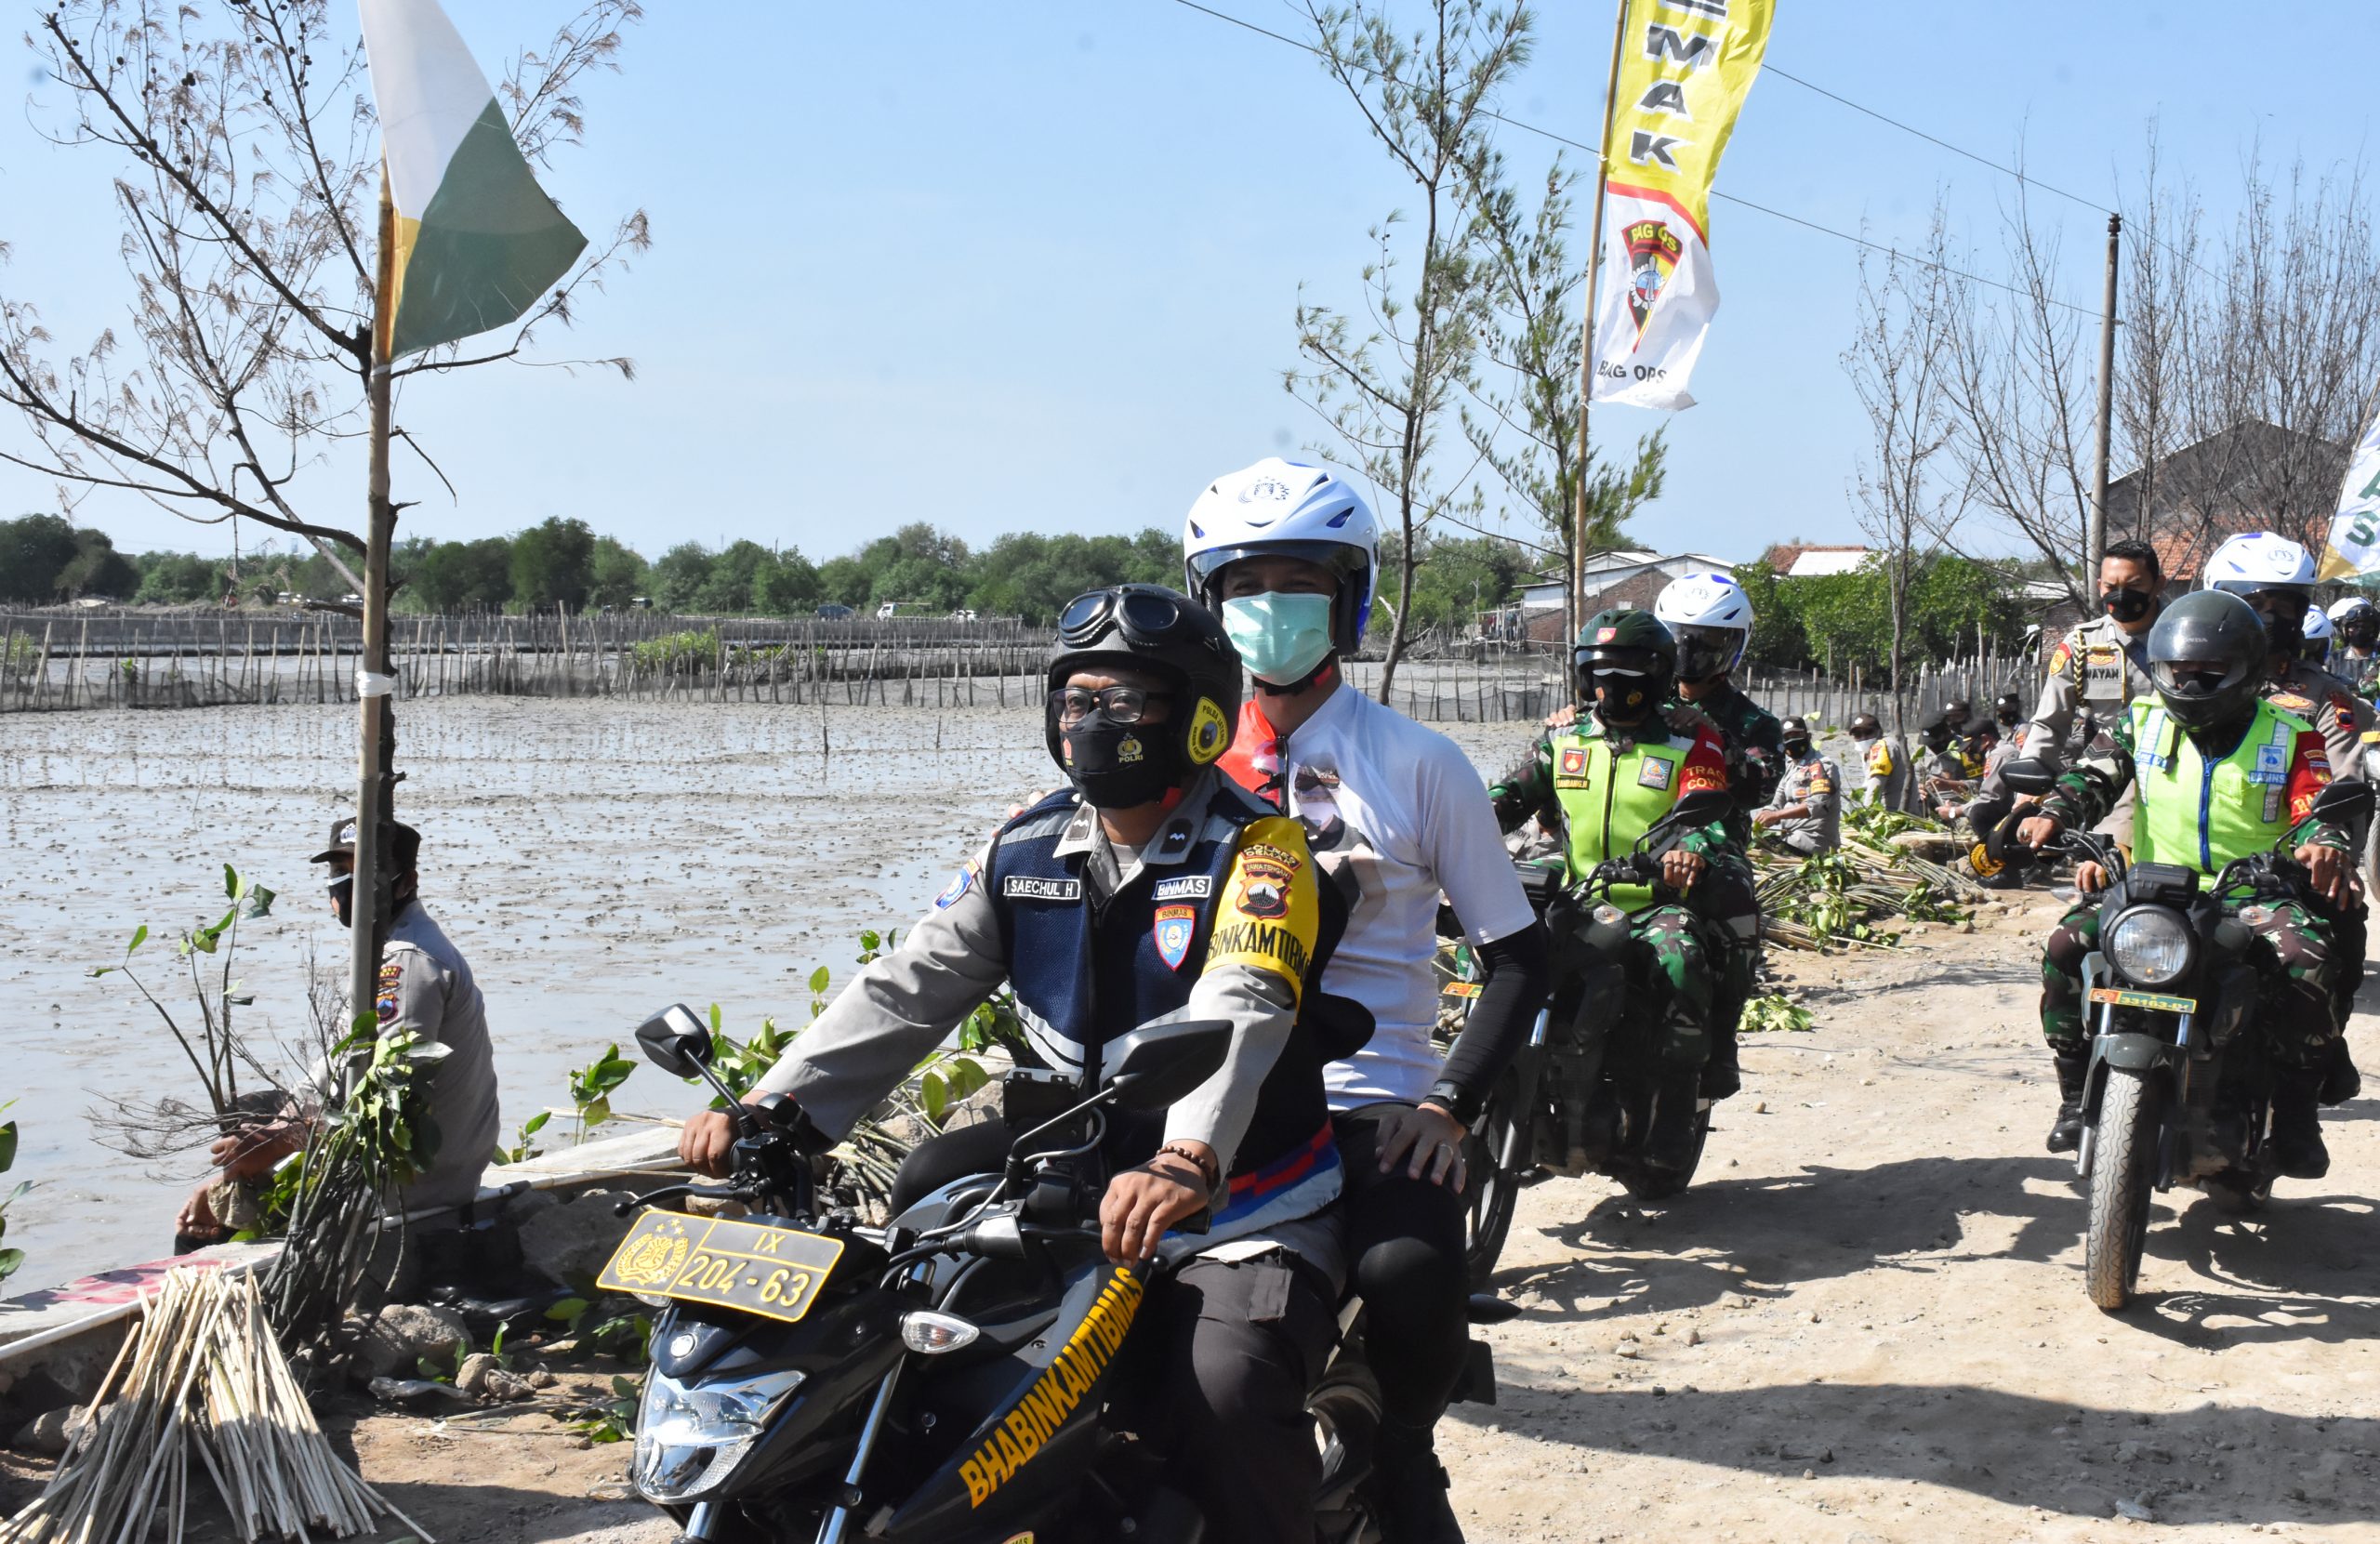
1, 1268, 430, 1544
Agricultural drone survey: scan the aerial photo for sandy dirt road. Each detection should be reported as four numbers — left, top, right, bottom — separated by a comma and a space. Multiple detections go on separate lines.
7, 700, 2377, 1538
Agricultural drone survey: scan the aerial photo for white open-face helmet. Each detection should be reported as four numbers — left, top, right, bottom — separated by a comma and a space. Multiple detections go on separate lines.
2305, 606, 2335, 641
2204, 532, 2316, 598
2326, 594, 2376, 623
1653, 571, 1755, 682
1183, 458, 1379, 654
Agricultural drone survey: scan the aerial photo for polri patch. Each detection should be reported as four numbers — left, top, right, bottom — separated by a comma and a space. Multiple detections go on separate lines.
1153, 904, 1197, 970
932, 864, 975, 909
1153, 875, 1212, 901
1002, 876, 1082, 902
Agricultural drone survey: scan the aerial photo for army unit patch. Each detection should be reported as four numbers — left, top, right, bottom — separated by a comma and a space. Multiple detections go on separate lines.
1637, 755, 1675, 790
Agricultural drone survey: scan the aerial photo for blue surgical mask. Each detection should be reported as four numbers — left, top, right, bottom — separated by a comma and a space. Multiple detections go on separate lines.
1222, 592, 1334, 685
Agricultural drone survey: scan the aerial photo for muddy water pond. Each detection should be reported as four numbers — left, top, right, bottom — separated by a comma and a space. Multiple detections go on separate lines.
0, 697, 1526, 1293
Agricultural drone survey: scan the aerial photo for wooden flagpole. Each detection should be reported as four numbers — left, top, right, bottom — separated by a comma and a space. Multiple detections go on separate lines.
348, 165, 400, 1029
1571, 0, 1633, 635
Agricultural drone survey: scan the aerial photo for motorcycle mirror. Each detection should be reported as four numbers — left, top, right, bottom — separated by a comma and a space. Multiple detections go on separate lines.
2310, 778, 2375, 826
635, 1003, 717, 1078
1999, 758, 2059, 797
1101, 1015, 1235, 1111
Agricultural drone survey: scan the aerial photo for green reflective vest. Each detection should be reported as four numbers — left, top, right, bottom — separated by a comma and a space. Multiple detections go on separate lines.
1550, 724, 1700, 913
2128, 696, 2310, 876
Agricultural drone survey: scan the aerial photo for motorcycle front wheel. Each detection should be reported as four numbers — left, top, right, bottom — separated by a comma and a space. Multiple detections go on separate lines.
1461, 1064, 1529, 1290
2085, 1066, 2161, 1311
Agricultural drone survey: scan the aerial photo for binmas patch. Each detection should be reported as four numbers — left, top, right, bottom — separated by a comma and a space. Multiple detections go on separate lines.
1153, 904, 1197, 970
1636, 755, 1675, 791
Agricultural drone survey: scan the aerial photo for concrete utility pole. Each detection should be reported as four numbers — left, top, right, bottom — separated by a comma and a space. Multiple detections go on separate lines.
1569, 0, 1632, 639
2088, 213, 2122, 577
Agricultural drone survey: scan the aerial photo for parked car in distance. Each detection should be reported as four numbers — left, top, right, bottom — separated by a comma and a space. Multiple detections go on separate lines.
875, 600, 899, 620
951, 607, 979, 622
814, 603, 855, 620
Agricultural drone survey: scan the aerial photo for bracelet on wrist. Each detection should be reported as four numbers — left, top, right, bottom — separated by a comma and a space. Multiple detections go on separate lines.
1154, 1142, 1220, 1191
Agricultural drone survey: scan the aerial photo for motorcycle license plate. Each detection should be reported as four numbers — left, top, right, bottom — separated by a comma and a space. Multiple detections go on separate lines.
2087, 986, 2196, 1014
597, 1211, 844, 1325
1441, 981, 1483, 1000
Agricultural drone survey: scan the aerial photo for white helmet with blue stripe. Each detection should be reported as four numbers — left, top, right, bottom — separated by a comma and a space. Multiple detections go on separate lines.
1654, 570, 1755, 681
1183, 458, 1379, 654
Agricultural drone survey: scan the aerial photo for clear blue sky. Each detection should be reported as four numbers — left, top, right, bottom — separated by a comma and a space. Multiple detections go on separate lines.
0, 2, 2368, 568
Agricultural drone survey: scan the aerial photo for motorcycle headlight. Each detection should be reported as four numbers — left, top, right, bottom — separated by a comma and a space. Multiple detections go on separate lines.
632, 1366, 805, 1502
2105, 906, 2194, 988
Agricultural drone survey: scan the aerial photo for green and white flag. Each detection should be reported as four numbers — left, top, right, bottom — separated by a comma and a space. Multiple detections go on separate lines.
360, 0, 588, 359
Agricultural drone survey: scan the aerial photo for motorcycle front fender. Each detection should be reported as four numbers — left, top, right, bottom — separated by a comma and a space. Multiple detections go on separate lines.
2083, 1031, 2181, 1124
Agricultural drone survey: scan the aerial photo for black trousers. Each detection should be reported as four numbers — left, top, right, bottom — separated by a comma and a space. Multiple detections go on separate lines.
889, 1122, 1334, 1544
1331, 1104, 1469, 1432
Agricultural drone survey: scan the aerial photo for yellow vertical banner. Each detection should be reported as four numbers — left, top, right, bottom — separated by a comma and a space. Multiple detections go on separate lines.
1590, 0, 1775, 411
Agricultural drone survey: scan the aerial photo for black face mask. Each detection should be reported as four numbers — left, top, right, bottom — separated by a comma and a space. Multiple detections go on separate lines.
1590, 671, 1657, 728
328, 873, 352, 929
1782, 736, 1812, 759
1056, 710, 1182, 810
2103, 587, 2154, 625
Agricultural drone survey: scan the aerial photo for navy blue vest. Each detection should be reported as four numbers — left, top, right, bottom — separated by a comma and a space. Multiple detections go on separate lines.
984, 780, 1339, 1194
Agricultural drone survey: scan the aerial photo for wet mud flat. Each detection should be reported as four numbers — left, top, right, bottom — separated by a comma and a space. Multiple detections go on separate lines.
0, 695, 1528, 1292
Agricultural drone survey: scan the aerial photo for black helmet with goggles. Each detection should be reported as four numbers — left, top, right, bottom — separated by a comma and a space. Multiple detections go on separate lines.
1044, 585, 1241, 805
1575, 609, 1676, 725
2145, 589, 2268, 732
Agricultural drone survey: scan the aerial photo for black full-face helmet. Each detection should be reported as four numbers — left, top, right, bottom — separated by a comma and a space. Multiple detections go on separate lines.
1575, 609, 1675, 727
1044, 585, 1242, 776
2144, 589, 2269, 733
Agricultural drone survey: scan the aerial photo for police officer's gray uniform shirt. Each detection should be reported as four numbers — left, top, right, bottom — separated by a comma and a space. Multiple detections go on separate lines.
1767, 752, 1843, 853
370, 903, 499, 1212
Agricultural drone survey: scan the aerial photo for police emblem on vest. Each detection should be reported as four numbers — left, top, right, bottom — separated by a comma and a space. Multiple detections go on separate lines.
980, 784, 1339, 1228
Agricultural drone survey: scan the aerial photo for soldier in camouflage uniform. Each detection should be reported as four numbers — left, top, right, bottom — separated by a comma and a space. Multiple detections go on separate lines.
2017, 590, 2354, 1179
1652, 573, 1780, 1102
2203, 532, 2375, 1099
1491, 610, 1740, 1176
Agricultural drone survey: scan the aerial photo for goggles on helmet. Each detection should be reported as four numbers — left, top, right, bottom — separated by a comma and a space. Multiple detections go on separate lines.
1057, 587, 1204, 649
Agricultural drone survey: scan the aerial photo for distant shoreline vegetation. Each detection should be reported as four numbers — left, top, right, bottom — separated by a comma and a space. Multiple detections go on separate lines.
0, 513, 1554, 636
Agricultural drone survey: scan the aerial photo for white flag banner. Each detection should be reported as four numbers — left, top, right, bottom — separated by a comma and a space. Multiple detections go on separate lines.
2319, 407, 2380, 580
1591, 196, 1719, 411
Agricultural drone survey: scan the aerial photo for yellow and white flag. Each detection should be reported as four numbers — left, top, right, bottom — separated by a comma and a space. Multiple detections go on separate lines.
1590, 0, 1775, 412
2319, 409, 2380, 579
360, 0, 588, 359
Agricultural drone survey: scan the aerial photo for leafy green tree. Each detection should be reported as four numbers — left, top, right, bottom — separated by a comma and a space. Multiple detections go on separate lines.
510, 517, 598, 612
694, 540, 778, 614
648, 542, 716, 613
412, 537, 515, 613
753, 548, 820, 614
58, 526, 138, 598
0, 513, 81, 601
133, 551, 228, 605
588, 536, 650, 610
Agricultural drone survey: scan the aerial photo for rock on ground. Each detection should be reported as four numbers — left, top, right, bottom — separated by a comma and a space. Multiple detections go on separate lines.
351, 1301, 469, 1381
519, 1189, 638, 1288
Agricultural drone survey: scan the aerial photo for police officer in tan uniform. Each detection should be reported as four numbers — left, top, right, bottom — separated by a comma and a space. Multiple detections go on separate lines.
2020, 538, 2164, 849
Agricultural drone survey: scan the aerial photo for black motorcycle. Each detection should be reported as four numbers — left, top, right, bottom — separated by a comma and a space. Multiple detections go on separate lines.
2002, 760, 2373, 1311
1441, 790, 1731, 1286
605, 1004, 1488, 1541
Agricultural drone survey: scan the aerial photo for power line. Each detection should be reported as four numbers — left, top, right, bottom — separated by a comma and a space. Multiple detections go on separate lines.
1163, 0, 2102, 316
1761, 64, 2114, 218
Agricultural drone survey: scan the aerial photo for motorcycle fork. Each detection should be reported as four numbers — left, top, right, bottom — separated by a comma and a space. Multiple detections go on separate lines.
817, 1361, 906, 1544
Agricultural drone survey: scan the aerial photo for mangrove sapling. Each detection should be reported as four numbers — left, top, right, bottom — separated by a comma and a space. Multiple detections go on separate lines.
88, 864, 284, 1161
0, 1101, 24, 1284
